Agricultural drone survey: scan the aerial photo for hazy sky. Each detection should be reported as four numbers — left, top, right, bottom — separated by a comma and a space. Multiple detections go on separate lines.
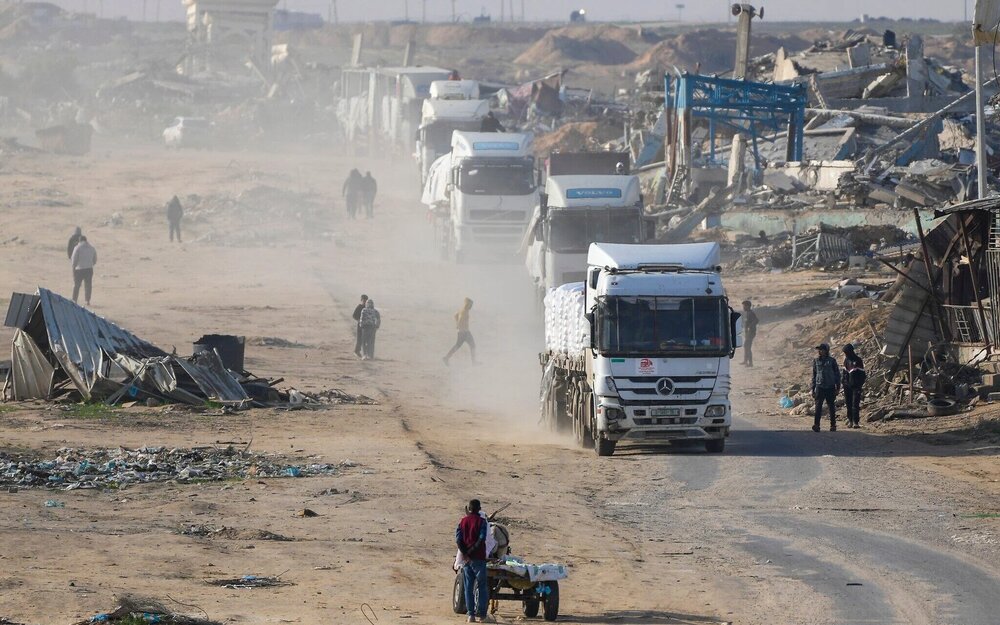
49, 0, 973, 24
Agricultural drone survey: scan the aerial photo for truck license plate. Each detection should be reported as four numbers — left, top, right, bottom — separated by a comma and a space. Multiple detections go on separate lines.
652, 408, 680, 417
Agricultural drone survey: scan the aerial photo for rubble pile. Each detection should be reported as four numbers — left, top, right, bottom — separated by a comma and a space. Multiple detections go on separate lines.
75, 595, 221, 625
0, 445, 351, 490
629, 29, 807, 74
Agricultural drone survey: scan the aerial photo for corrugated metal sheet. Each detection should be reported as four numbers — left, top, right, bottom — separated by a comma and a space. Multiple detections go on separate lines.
11, 329, 53, 400
4, 293, 40, 329
11, 288, 248, 405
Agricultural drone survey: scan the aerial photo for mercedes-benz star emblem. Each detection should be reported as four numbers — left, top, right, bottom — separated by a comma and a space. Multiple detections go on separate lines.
655, 378, 675, 396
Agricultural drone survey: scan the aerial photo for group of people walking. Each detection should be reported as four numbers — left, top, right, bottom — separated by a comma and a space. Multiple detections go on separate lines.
811, 342, 866, 430
342, 169, 378, 219
349, 294, 478, 365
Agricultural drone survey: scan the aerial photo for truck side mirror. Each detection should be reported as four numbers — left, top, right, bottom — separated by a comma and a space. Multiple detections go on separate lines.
588, 268, 600, 290
644, 217, 657, 241
533, 221, 543, 240
585, 312, 596, 349
730, 310, 744, 357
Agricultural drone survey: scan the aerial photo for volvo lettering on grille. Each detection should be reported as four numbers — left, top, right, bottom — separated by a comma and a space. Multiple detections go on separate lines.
655, 378, 675, 396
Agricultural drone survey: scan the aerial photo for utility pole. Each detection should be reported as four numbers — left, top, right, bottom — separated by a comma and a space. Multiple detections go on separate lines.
972, 0, 996, 199
676, 3, 685, 23
732, 3, 761, 79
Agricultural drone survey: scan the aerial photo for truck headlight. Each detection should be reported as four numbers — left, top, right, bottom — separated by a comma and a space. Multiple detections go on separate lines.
605, 407, 624, 421
705, 405, 727, 418
603, 376, 618, 394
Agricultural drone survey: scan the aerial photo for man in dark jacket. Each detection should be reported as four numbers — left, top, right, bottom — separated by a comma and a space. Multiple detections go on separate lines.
842, 344, 866, 428
67, 227, 82, 259
166, 196, 184, 242
455, 499, 489, 623
811, 344, 841, 432
342, 169, 363, 219
480, 111, 505, 133
352, 294, 368, 358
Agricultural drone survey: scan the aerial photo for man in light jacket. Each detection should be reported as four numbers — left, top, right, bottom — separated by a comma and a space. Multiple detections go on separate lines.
811, 343, 841, 432
70, 236, 97, 306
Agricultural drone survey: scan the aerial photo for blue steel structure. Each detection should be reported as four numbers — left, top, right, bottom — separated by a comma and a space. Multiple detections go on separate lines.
665, 73, 807, 172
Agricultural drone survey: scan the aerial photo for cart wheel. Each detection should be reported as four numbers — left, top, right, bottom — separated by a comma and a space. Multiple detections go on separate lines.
542, 581, 559, 621
522, 595, 540, 618
452, 573, 466, 614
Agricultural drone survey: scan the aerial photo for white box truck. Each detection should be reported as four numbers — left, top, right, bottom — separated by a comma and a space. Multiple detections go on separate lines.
525, 174, 648, 299
421, 131, 538, 262
416, 81, 490, 185
539, 242, 742, 456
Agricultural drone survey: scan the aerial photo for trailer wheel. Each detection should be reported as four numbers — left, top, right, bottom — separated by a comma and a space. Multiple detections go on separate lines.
542, 581, 560, 621
452, 573, 466, 614
523, 595, 540, 618
595, 434, 616, 457
705, 438, 725, 453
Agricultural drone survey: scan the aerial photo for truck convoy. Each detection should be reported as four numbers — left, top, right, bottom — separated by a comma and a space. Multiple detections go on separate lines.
416, 80, 490, 185
539, 242, 741, 456
422, 130, 538, 262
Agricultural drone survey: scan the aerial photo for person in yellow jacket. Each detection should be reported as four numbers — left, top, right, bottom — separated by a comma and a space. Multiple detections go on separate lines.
443, 297, 476, 365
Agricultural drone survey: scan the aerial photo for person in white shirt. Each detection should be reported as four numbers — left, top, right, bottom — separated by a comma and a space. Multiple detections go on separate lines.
70, 236, 97, 306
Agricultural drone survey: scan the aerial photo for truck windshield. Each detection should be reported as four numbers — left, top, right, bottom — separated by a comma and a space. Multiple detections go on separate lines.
457, 161, 535, 196
548, 209, 642, 253
596, 296, 729, 355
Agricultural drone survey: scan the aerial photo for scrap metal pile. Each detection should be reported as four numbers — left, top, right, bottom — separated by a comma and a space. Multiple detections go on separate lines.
2, 288, 372, 408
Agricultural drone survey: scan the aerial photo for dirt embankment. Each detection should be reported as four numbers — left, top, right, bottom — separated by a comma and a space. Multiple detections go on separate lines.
515, 29, 638, 67
629, 29, 809, 74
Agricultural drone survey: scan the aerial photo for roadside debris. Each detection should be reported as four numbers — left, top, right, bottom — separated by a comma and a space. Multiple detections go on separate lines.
207, 575, 291, 589
0, 446, 353, 490
75, 595, 220, 625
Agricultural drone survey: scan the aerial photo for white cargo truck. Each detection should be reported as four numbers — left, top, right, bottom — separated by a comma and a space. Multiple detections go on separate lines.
539, 242, 742, 456
421, 131, 538, 262
416, 81, 490, 185
524, 174, 648, 298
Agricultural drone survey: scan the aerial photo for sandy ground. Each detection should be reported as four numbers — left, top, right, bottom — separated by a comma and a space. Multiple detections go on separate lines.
0, 139, 999, 625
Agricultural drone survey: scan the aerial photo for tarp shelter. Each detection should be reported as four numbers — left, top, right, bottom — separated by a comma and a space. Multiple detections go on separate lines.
4, 288, 248, 405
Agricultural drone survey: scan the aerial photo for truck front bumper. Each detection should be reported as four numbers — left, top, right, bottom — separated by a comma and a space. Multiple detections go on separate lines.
596, 398, 731, 442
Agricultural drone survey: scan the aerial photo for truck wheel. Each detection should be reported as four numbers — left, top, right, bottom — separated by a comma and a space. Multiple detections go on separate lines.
542, 581, 559, 621
452, 573, 466, 614
705, 438, 725, 453
574, 414, 593, 448
595, 435, 616, 457
523, 595, 540, 618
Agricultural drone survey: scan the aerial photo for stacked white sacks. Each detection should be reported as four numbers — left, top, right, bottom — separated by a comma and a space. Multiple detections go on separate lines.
543, 282, 589, 354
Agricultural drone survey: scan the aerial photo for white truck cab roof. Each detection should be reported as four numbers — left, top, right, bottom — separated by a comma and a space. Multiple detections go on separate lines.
588, 242, 721, 271
452, 131, 533, 159
429, 80, 480, 100
546, 175, 641, 208
421, 99, 490, 124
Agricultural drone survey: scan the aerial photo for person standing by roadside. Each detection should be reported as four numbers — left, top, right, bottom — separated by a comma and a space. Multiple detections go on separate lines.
741, 300, 759, 366
444, 297, 476, 365
842, 344, 866, 428
166, 195, 184, 242
342, 169, 363, 219
67, 227, 82, 260
352, 294, 369, 358
455, 499, 489, 623
359, 298, 381, 360
70, 235, 97, 306
362, 171, 377, 219
811, 343, 841, 432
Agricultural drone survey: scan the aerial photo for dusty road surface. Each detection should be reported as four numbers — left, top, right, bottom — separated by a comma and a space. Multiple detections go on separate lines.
0, 142, 999, 625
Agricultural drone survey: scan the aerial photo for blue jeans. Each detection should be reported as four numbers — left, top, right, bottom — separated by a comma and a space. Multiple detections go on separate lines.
462, 559, 489, 617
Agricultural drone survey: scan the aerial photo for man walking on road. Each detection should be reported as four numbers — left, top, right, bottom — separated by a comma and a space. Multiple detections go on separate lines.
741, 300, 758, 366
352, 294, 369, 358
455, 499, 489, 623
70, 235, 97, 306
842, 344, 866, 428
342, 169, 363, 219
811, 343, 841, 432
444, 297, 476, 365
167, 195, 184, 242
359, 299, 381, 360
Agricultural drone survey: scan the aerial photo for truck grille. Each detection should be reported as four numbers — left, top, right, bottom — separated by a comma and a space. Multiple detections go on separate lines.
467, 209, 526, 222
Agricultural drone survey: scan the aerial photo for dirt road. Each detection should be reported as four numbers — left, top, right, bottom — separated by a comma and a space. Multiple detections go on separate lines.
0, 143, 998, 624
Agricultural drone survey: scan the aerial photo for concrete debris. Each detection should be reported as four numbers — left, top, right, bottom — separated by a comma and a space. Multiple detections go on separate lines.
0, 445, 352, 490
